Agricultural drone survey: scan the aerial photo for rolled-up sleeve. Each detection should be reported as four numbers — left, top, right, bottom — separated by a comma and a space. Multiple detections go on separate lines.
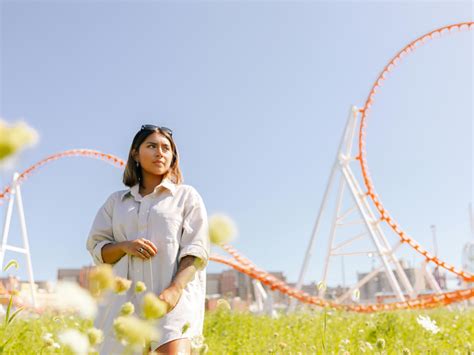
178, 188, 210, 270
86, 193, 116, 265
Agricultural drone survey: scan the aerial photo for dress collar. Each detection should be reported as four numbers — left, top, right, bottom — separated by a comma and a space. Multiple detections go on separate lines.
121, 177, 176, 201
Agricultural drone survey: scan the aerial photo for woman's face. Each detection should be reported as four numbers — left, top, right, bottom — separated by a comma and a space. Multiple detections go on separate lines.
135, 131, 174, 178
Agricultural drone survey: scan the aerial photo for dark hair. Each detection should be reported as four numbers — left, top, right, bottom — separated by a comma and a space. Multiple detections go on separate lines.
122, 127, 183, 187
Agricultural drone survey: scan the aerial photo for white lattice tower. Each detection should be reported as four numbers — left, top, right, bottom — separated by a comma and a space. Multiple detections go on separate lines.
0, 172, 37, 307
288, 106, 442, 313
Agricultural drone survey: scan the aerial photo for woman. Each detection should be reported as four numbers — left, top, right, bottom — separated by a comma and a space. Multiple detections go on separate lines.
86, 124, 210, 354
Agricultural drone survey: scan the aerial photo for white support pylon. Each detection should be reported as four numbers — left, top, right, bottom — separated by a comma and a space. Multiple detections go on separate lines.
252, 279, 266, 313
251, 279, 277, 316
288, 106, 428, 313
421, 261, 442, 293
0, 172, 37, 308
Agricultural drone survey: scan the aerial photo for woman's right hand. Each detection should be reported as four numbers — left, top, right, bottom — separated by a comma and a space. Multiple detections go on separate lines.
120, 238, 158, 260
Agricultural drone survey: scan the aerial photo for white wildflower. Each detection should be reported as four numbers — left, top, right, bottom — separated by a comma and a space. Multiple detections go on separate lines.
53, 281, 97, 319
57, 329, 89, 355
190, 334, 205, 349
317, 281, 327, 292
416, 315, 440, 334
351, 288, 360, 302
42, 332, 54, 346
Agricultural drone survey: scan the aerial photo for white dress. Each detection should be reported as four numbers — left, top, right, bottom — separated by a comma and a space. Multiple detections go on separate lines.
86, 177, 210, 354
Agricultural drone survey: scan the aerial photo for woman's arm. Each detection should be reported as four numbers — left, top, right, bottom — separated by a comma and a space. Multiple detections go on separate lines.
102, 239, 158, 264
86, 193, 117, 265
158, 255, 198, 311
170, 255, 199, 291
101, 241, 128, 264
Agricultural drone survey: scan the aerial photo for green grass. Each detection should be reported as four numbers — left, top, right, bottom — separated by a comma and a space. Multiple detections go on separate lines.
0, 311, 92, 354
203, 307, 474, 354
0, 306, 473, 354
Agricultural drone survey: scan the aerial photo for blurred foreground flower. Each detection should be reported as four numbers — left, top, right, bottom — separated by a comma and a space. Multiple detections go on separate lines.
142, 292, 168, 320
114, 277, 132, 294
113, 315, 160, 351
120, 301, 135, 316
208, 214, 237, 246
216, 299, 231, 311
57, 329, 89, 355
135, 281, 147, 293
53, 281, 97, 319
86, 327, 104, 346
0, 119, 39, 164
89, 264, 114, 297
416, 315, 440, 334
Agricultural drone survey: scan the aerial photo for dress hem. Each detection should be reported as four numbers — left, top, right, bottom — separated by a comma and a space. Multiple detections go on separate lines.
150, 335, 191, 352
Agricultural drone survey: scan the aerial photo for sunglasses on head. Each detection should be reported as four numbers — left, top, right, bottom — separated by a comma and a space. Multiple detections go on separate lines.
140, 124, 173, 137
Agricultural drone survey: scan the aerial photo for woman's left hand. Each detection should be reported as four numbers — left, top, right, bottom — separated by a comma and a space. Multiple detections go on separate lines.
158, 285, 183, 312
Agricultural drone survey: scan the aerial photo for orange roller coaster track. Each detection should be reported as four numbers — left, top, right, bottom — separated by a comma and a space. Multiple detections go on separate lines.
357, 22, 474, 282
0, 23, 473, 312
0, 147, 472, 312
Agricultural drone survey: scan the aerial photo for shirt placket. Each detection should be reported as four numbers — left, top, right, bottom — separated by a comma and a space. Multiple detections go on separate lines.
138, 194, 156, 290
138, 197, 150, 239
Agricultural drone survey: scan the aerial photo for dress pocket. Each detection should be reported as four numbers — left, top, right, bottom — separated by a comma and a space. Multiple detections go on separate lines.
149, 209, 183, 244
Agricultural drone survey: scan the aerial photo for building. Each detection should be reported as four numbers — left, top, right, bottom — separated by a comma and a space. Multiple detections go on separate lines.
206, 272, 220, 295
219, 269, 238, 298
206, 269, 289, 305
357, 264, 447, 302
57, 266, 94, 289
0, 275, 20, 292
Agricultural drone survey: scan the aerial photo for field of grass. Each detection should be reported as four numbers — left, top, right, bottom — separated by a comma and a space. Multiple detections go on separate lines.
203, 306, 474, 354
1, 304, 473, 354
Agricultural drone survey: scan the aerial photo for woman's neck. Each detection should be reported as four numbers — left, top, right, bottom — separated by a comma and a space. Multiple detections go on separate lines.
139, 173, 164, 196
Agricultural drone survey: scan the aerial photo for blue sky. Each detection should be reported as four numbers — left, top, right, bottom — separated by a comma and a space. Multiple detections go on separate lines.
0, 1, 472, 289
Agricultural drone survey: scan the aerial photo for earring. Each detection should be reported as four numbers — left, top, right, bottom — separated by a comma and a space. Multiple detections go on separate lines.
135, 161, 140, 167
